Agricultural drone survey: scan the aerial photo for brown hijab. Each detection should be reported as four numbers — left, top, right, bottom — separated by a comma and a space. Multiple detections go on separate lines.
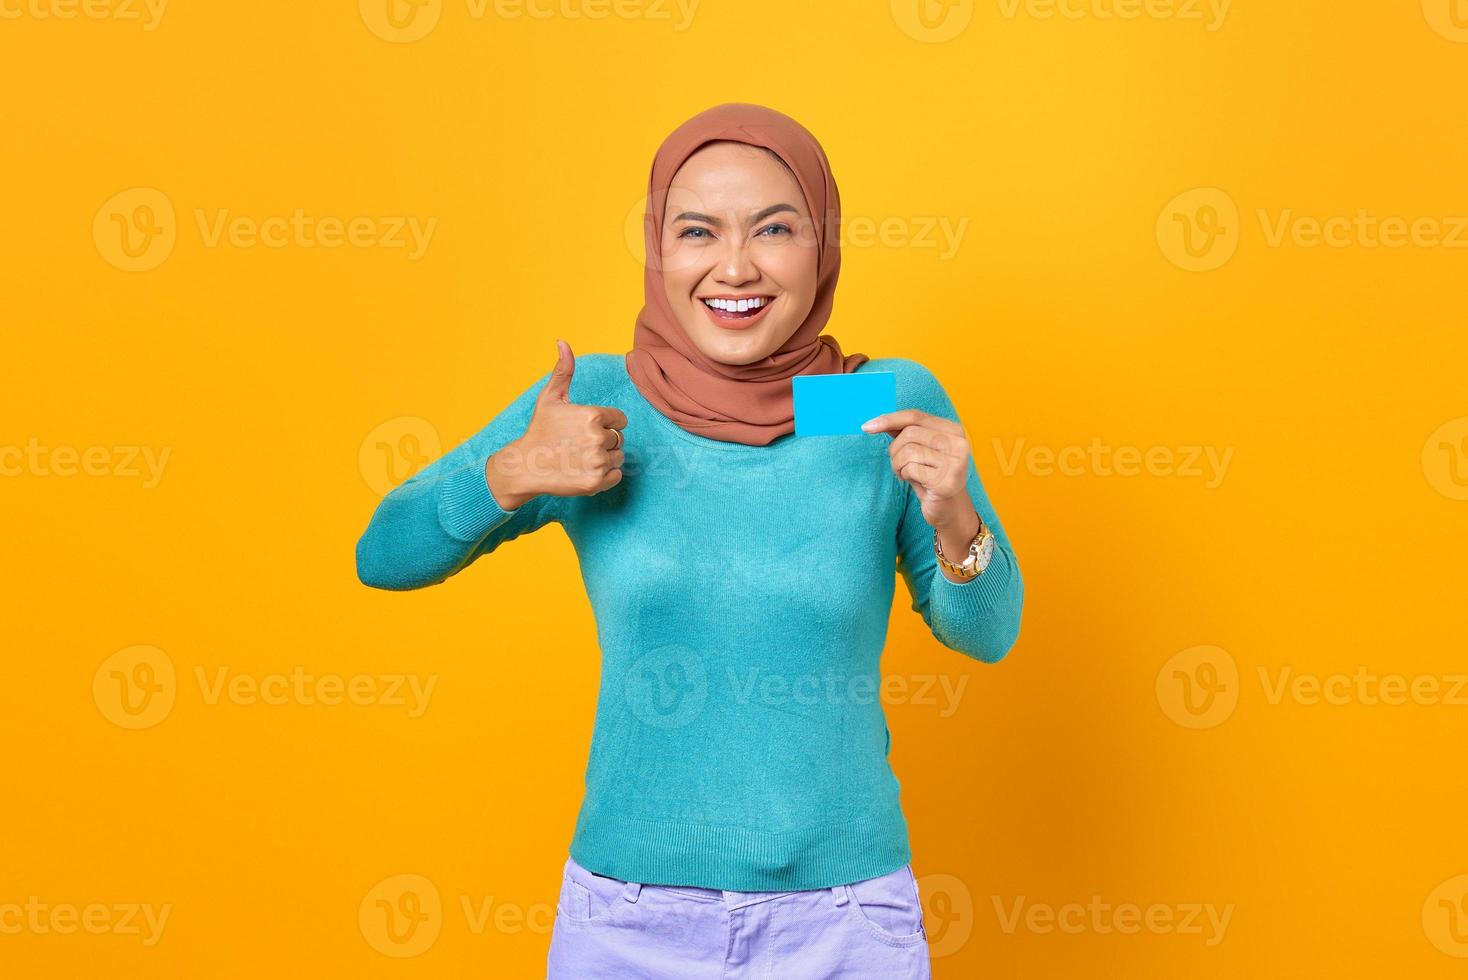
624, 103, 869, 446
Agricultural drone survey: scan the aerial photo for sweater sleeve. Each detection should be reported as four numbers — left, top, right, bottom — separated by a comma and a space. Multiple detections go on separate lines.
355, 369, 564, 591
893, 365, 1024, 663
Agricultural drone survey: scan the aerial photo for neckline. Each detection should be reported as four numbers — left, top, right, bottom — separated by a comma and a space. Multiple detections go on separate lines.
618, 360, 804, 453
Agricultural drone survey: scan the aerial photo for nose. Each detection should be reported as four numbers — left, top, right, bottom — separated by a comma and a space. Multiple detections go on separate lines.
713, 236, 759, 286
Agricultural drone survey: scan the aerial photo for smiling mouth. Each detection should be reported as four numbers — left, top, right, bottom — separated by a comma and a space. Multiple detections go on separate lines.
699, 295, 775, 328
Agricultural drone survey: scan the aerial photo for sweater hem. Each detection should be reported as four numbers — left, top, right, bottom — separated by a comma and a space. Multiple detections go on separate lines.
568, 805, 913, 892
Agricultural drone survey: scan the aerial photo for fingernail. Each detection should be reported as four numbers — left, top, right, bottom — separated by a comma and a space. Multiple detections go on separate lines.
860, 419, 879, 432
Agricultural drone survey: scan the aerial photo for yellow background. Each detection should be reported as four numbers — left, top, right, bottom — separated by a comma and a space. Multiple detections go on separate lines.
3, 0, 1466, 976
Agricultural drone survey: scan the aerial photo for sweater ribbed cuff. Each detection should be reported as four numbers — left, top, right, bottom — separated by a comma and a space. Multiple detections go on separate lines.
437, 458, 517, 542
929, 548, 1016, 621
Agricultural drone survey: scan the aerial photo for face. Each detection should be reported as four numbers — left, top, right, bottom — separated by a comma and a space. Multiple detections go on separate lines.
658, 141, 820, 366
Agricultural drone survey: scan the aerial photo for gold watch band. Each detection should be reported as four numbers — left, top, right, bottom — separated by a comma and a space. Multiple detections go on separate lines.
933, 518, 994, 580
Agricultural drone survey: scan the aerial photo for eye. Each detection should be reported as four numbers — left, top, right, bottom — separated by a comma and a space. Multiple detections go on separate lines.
757, 223, 792, 238
677, 226, 714, 240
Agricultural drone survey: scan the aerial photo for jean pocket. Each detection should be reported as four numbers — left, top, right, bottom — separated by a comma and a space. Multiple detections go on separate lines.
845, 864, 926, 947
557, 857, 625, 925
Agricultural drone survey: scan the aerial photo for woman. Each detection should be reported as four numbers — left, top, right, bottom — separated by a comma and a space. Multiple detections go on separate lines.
355, 103, 1023, 979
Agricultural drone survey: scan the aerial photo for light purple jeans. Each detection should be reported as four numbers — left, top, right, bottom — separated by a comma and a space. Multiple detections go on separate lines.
546, 854, 931, 979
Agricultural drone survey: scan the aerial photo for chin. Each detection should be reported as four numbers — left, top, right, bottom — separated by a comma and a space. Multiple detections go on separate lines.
689, 328, 782, 366
681, 303, 802, 366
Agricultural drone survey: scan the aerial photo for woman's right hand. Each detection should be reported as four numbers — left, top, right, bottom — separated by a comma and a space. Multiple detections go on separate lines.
485, 340, 627, 510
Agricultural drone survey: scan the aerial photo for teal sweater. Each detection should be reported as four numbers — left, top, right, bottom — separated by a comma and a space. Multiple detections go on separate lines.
355, 354, 1023, 891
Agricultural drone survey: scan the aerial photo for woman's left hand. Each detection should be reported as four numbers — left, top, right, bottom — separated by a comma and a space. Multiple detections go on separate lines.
862, 409, 981, 539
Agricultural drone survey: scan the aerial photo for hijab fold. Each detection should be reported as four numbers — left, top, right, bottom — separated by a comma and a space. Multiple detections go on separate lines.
624, 103, 869, 446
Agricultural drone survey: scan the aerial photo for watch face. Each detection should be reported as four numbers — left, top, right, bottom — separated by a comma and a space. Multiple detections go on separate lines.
974, 532, 995, 570
937, 528, 993, 575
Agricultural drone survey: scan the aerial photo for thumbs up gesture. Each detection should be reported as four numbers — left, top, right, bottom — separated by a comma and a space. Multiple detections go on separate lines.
485, 340, 628, 510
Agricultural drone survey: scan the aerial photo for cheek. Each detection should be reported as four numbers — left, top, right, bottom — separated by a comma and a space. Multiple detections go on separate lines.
658, 241, 706, 286
659, 257, 698, 302
762, 245, 819, 301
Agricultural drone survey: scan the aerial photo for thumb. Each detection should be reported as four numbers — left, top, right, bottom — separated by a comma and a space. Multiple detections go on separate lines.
540, 338, 575, 404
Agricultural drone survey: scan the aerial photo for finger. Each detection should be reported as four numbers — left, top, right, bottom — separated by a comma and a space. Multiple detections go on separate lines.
592, 406, 629, 430
861, 408, 938, 435
864, 409, 966, 438
600, 427, 624, 450
591, 468, 624, 494
890, 424, 962, 459
540, 338, 576, 404
860, 409, 923, 434
897, 458, 942, 491
891, 442, 945, 473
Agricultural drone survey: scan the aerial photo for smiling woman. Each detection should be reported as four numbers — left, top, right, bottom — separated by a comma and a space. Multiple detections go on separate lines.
354, 102, 1023, 980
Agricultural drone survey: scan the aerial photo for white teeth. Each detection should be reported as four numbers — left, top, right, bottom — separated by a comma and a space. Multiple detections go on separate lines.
703, 297, 769, 312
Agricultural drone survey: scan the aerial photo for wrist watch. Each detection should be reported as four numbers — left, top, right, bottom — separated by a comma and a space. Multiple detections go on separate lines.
933, 517, 995, 581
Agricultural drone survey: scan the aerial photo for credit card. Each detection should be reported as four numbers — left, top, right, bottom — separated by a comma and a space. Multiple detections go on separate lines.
792, 371, 896, 436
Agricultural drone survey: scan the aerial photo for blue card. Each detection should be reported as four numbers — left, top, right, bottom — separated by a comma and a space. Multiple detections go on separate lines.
792, 372, 896, 436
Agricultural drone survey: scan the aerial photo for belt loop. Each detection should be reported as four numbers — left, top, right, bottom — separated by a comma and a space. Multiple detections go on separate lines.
830, 884, 849, 907
623, 880, 642, 903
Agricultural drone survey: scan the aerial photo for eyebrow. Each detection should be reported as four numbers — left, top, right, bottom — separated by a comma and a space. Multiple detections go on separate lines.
670, 203, 799, 226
